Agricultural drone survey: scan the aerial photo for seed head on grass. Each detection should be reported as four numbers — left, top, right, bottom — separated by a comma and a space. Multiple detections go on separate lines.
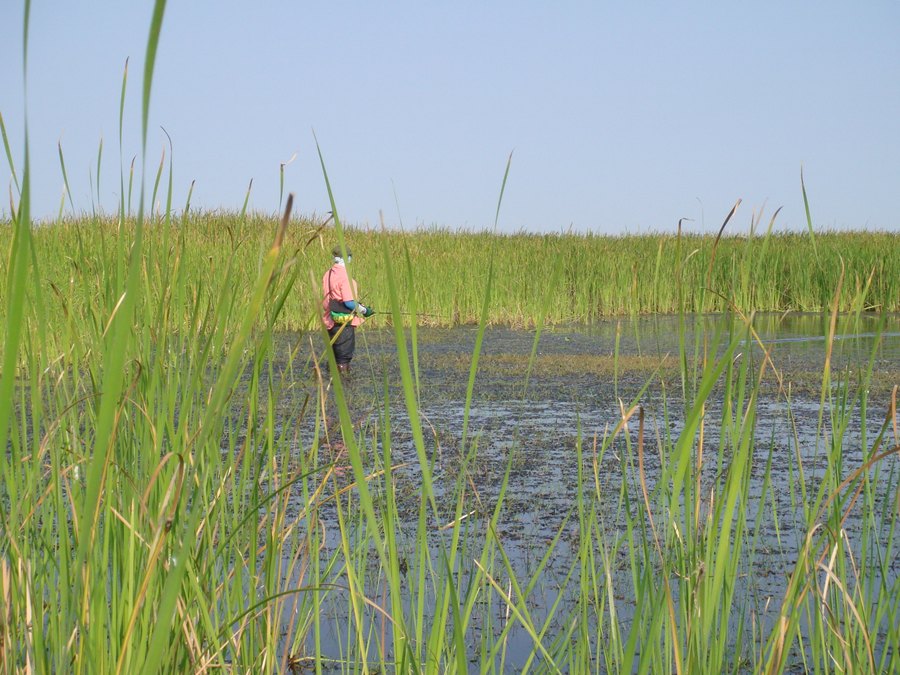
273, 192, 292, 252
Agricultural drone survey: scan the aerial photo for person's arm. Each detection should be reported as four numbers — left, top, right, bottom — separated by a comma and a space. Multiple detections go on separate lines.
337, 274, 367, 314
345, 299, 369, 314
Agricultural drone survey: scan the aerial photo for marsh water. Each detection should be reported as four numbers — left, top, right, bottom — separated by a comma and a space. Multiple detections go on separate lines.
269, 313, 900, 671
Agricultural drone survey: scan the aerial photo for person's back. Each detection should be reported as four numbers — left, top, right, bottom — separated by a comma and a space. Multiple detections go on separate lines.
321, 246, 371, 376
322, 261, 363, 330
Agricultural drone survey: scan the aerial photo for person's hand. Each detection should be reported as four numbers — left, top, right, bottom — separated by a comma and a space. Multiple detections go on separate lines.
364, 306, 375, 317
357, 304, 368, 316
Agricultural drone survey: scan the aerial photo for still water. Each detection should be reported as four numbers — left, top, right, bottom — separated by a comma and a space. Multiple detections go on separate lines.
270, 313, 899, 671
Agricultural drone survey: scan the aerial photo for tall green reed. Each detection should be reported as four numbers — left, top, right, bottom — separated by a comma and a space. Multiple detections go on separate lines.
5, 218, 899, 338
2, 2, 899, 672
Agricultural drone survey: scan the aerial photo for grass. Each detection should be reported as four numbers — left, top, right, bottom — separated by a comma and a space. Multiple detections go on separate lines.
2, 216, 900, 337
2, 2, 900, 672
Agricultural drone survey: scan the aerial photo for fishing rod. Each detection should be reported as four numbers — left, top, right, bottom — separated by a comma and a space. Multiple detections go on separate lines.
364, 309, 444, 319
392, 310, 443, 318
331, 304, 443, 321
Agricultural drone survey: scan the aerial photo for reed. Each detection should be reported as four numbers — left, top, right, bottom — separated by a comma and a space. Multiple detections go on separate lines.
3, 204, 898, 673
1, 215, 899, 337
2, 2, 899, 672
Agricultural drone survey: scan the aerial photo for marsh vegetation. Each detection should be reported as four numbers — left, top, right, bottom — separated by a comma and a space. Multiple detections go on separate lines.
1, 3, 898, 672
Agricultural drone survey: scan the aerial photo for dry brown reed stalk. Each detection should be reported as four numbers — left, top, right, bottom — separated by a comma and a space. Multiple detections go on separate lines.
8, 186, 16, 222
273, 192, 293, 251
709, 295, 791, 396
633, 403, 682, 675
818, 526, 874, 672
636, 406, 661, 558
822, 258, 845, 381
705, 198, 741, 290
1, 559, 10, 673
767, 434, 900, 673
304, 211, 335, 250
891, 384, 898, 447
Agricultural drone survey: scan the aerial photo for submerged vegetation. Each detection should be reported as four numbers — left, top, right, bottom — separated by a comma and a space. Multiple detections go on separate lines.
2, 2, 899, 673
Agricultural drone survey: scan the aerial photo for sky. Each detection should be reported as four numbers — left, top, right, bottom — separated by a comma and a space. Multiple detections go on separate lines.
1, 1, 898, 234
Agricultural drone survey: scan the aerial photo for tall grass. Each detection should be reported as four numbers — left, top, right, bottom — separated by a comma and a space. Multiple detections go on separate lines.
2, 215, 900, 335
2, 3, 899, 673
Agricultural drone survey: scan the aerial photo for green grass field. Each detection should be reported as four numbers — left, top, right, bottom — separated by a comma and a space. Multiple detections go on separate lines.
2, 213, 899, 335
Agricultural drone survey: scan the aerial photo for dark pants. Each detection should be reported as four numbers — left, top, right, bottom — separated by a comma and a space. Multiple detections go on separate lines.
328, 323, 356, 365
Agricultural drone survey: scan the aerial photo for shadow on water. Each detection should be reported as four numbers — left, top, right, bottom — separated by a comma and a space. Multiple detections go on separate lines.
264, 313, 899, 671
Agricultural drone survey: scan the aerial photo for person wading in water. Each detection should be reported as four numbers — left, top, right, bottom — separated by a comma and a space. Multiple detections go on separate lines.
322, 245, 374, 377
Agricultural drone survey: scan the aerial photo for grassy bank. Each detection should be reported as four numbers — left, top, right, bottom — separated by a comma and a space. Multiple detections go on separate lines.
1, 213, 899, 333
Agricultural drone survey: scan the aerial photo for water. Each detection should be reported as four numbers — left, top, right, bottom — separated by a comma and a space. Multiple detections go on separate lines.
270, 313, 900, 671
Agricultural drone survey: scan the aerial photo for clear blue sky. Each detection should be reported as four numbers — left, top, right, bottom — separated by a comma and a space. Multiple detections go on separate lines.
1, 1, 898, 234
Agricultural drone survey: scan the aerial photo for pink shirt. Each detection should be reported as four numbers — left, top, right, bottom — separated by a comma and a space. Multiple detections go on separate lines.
322, 263, 363, 329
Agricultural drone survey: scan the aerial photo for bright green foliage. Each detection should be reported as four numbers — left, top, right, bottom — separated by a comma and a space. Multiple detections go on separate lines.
1, 218, 899, 335
1, 2, 899, 671
3, 191, 899, 672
